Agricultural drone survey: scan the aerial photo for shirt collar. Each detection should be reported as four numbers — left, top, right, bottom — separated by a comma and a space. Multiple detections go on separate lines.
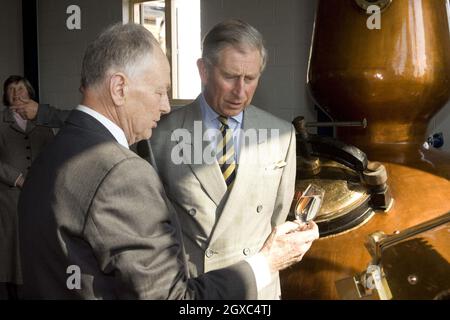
76, 105, 129, 149
199, 93, 243, 127
12, 111, 28, 131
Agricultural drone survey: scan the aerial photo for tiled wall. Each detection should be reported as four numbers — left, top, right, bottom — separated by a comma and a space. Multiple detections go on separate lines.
0, 0, 23, 87
37, 0, 123, 109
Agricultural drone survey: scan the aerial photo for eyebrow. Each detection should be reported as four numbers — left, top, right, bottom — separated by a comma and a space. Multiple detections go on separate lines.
221, 70, 259, 78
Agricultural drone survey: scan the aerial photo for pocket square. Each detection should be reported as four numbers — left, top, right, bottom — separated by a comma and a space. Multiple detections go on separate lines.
271, 160, 287, 169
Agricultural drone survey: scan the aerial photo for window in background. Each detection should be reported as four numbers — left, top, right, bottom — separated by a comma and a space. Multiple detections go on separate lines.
130, 0, 201, 103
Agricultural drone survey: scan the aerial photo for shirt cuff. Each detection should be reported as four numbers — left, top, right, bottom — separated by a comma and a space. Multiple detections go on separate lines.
246, 253, 273, 292
14, 173, 23, 187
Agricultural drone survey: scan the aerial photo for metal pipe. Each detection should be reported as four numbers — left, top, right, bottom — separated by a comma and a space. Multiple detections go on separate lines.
306, 118, 367, 128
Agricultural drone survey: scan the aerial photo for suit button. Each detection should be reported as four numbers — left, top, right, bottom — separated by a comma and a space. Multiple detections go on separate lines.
188, 208, 196, 216
27, 166, 31, 170
243, 248, 250, 256
26, 146, 31, 150
256, 205, 263, 213
26, 156, 31, 160
205, 248, 214, 258
24, 136, 29, 140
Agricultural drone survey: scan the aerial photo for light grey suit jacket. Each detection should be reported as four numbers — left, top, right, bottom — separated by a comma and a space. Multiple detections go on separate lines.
18, 110, 257, 299
150, 97, 296, 299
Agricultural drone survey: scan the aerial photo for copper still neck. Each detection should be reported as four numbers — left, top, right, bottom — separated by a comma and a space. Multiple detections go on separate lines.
307, 0, 450, 176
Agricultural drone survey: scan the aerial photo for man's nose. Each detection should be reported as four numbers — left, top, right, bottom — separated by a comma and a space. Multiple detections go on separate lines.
232, 78, 245, 98
160, 94, 171, 115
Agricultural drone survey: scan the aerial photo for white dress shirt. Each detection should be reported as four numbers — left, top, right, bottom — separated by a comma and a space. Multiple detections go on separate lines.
76, 105, 129, 149
199, 94, 243, 161
12, 111, 28, 131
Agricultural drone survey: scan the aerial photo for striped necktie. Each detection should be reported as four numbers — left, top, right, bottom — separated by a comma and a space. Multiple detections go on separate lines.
217, 116, 236, 187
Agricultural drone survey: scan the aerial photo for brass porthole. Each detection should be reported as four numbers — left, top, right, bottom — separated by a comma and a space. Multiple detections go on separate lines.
354, 0, 392, 13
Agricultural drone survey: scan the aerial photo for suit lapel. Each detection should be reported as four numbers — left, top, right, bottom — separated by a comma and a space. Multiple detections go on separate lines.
231, 106, 266, 196
210, 106, 267, 243
65, 110, 117, 142
182, 98, 227, 207
25, 120, 36, 134
3, 108, 26, 133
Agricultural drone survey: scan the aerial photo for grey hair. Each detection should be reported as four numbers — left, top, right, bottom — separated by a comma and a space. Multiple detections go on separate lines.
81, 23, 160, 88
202, 19, 268, 73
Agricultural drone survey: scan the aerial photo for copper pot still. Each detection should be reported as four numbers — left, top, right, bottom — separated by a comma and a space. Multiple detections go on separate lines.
281, 0, 450, 299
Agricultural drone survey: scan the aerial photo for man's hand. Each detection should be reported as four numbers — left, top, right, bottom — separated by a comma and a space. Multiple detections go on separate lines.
260, 220, 319, 273
10, 97, 38, 120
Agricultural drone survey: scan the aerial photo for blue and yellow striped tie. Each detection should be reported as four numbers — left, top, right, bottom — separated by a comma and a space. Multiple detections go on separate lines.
217, 116, 236, 187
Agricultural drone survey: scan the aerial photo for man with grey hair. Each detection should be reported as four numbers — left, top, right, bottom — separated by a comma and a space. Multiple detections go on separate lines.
149, 19, 308, 299
17, 23, 318, 299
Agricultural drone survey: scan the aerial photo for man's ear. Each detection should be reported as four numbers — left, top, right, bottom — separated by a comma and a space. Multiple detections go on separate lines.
110, 73, 127, 106
197, 58, 209, 86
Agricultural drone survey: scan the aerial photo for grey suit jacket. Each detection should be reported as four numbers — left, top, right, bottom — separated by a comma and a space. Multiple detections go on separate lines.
0, 107, 54, 284
149, 97, 296, 299
18, 110, 257, 299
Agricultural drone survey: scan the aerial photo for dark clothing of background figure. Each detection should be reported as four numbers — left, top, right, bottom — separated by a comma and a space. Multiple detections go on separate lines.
0, 106, 54, 296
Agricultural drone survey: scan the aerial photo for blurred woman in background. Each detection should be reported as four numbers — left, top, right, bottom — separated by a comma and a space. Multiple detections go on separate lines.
0, 75, 54, 299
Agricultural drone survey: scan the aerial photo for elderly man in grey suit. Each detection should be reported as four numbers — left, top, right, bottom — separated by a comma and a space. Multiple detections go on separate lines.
17, 23, 318, 299
149, 19, 304, 300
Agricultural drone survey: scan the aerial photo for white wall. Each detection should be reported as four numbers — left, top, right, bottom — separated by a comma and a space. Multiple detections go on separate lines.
37, 0, 123, 109
174, 0, 201, 99
0, 0, 23, 95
